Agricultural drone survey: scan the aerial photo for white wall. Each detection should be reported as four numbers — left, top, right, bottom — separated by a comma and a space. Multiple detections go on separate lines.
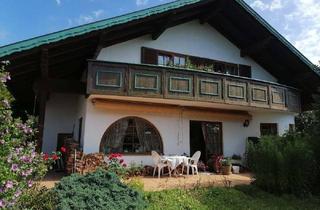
42, 93, 86, 153
98, 20, 277, 82
82, 99, 295, 166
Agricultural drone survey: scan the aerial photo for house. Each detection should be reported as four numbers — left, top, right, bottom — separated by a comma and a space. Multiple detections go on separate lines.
0, 0, 319, 166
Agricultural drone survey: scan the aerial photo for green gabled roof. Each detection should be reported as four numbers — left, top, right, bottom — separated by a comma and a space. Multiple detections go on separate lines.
0, 0, 201, 57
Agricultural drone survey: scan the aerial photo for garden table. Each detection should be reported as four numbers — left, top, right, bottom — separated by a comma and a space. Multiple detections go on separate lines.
162, 155, 189, 176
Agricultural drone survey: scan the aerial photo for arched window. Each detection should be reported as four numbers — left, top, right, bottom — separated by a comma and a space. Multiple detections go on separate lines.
100, 117, 163, 154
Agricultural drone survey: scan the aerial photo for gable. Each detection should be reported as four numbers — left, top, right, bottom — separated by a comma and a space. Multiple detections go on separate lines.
98, 21, 277, 82
0, 0, 318, 111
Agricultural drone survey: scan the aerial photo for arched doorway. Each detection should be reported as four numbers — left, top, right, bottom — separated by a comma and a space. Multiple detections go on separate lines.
100, 116, 163, 154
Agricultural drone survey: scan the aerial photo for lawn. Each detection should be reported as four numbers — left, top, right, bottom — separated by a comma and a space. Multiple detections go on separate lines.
145, 185, 320, 210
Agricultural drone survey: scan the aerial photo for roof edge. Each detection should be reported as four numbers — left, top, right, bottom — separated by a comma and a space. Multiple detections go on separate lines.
234, 0, 319, 76
0, 0, 201, 58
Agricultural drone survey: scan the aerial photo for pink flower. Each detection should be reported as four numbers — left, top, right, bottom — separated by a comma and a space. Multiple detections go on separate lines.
15, 147, 23, 154
21, 169, 33, 177
27, 180, 33, 188
11, 164, 19, 172
20, 155, 32, 163
14, 190, 22, 198
5, 181, 13, 189
0, 199, 5, 208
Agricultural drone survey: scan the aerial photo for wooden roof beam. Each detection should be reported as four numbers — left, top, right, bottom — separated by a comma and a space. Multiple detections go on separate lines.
199, 0, 222, 24
240, 36, 275, 57
151, 27, 166, 40
33, 78, 86, 94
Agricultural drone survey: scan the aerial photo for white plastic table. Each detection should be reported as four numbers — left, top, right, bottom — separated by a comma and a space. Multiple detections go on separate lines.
162, 155, 189, 175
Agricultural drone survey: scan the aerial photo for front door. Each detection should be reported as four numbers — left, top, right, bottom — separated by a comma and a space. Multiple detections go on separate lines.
190, 121, 223, 162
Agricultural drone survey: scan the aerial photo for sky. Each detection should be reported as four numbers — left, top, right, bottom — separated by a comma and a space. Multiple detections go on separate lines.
0, 0, 319, 64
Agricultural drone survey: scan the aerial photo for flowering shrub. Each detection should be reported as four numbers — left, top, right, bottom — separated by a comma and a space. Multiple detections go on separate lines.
0, 62, 60, 208
105, 153, 128, 178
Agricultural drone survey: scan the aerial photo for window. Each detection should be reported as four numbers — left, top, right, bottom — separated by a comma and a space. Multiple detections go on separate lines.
141, 47, 252, 78
224, 63, 238, 75
100, 117, 163, 154
173, 56, 186, 67
289, 124, 295, 132
158, 54, 172, 66
260, 123, 278, 136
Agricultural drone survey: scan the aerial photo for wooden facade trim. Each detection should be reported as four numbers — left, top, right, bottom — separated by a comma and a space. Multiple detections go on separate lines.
37, 48, 49, 151
87, 60, 301, 113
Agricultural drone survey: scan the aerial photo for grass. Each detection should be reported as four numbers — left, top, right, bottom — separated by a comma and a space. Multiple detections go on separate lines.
144, 185, 320, 210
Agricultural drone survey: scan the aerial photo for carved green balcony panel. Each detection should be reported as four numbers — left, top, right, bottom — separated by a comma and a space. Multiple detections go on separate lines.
87, 60, 301, 112
96, 70, 122, 88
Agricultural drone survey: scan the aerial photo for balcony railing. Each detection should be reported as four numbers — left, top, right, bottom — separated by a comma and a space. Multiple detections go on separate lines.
87, 60, 301, 113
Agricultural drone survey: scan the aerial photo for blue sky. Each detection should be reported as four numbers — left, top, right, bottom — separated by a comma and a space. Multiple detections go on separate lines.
0, 0, 319, 63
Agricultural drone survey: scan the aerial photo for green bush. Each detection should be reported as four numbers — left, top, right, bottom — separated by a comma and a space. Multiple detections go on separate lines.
53, 169, 146, 210
14, 186, 58, 210
246, 134, 317, 196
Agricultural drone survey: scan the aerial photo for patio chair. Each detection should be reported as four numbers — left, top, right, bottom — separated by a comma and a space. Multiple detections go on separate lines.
151, 151, 171, 178
182, 151, 201, 175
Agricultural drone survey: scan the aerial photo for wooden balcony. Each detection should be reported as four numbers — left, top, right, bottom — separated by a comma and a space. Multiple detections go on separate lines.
87, 60, 301, 113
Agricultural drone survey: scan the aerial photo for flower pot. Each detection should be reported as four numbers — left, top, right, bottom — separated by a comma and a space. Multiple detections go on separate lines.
221, 165, 232, 175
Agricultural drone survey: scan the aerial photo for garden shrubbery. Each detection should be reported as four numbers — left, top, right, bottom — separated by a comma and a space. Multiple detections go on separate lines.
0, 62, 59, 208
247, 91, 320, 196
246, 134, 317, 196
54, 169, 146, 210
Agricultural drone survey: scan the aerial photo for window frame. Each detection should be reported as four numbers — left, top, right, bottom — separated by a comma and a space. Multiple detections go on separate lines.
100, 116, 163, 155
260, 123, 278, 136
141, 47, 252, 78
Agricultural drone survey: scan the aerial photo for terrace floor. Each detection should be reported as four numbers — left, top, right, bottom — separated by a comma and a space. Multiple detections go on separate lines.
40, 172, 253, 191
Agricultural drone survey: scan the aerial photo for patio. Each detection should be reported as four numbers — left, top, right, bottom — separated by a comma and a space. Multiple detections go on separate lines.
40, 172, 253, 191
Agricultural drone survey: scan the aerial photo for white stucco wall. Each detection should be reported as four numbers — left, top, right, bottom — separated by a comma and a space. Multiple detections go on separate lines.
42, 93, 86, 153
82, 99, 295, 166
98, 20, 276, 82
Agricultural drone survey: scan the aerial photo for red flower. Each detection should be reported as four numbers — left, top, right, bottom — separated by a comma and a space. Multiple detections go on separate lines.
43, 153, 49, 161
109, 153, 123, 160
120, 159, 124, 164
51, 154, 59, 161
60, 146, 67, 153
122, 163, 127, 167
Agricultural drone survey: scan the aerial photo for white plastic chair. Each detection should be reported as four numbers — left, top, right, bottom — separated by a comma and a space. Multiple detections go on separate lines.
182, 151, 201, 175
151, 151, 171, 178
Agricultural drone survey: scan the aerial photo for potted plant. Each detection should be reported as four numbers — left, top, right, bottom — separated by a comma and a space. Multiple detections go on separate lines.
221, 157, 232, 175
